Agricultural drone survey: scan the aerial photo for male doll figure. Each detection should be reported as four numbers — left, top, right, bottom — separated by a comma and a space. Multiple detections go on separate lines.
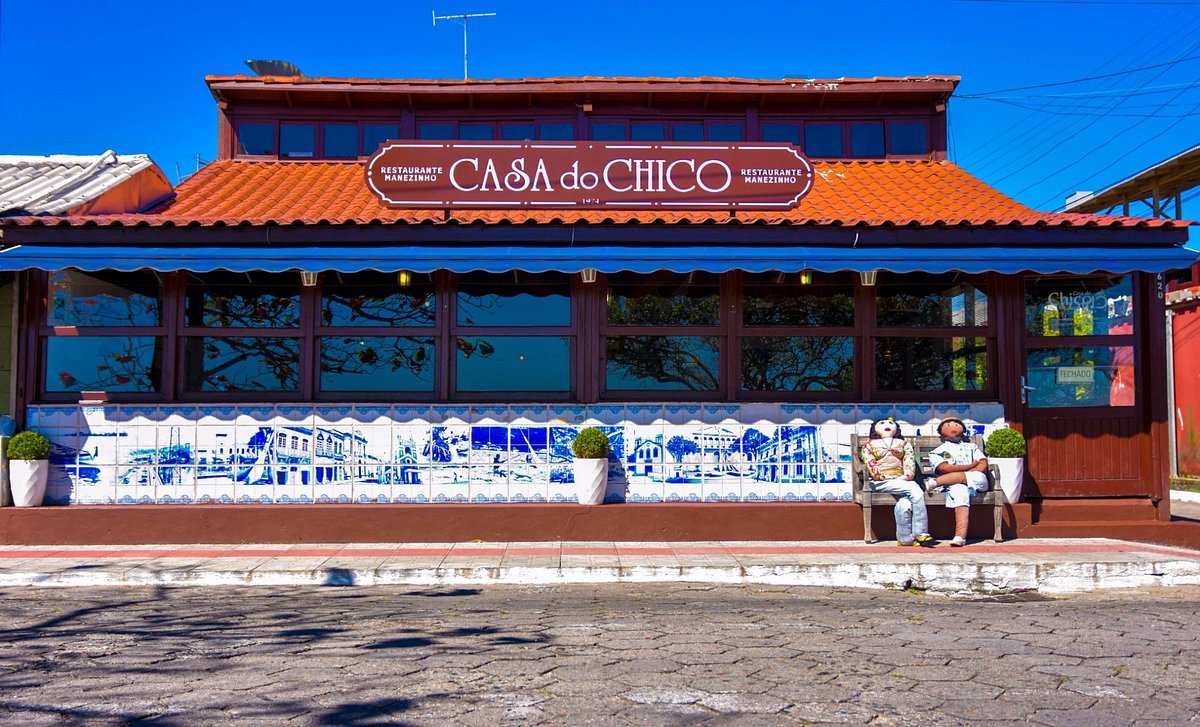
926, 417, 989, 547
859, 418, 934, 547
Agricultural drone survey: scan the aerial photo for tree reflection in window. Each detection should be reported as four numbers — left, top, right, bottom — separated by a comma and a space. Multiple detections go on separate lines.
741, 336, 853, 392
742, 272, 854, 327
606, 336, 719, 391
48, 270, 160, 326
185, 272, 300, 328
876, 337, 988, 391
457, 272, 570, 327
184, 337, 300, 392
320, 336, 434, 392
321, 272, 435, 327
47, 336, 162, 392
607, 272, 719, 327
877, 273, 988, 328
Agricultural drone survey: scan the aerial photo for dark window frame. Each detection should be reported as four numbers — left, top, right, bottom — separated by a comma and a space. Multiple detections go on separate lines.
33, 270, 999, 404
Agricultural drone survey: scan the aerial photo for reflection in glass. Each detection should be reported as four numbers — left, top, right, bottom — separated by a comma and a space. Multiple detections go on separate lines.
456, 336, 570, 391
742, 272, 854, 327
607, 272, 719, 327
1024, 275, 1133, 337
321, 272, 435, 327
184, 337, 300, 392
606, 335, 719, 391
741, 336, 853, 392
46, 336, 161, 392
48, 270, 160, 326
456, 273, 570, 327
458, 124, 493, 140
185, 273, 300, 328
1027, 346, 1135, 407
877, 274, 989, 327
876, 337, 988, 391
320, 336, 434, 392
418, 124, 455, 140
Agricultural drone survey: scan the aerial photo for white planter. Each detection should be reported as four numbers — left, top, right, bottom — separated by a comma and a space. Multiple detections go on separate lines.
993, 457, 1025, 504
572, 458, 609, 505
10, 459, 48, 507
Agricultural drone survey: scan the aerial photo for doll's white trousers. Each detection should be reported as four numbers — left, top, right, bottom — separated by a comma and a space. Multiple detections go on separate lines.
869, 478, 929, 541
945, 471, 989, 509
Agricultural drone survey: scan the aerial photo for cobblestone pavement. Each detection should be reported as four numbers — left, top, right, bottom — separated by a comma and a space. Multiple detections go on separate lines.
0, 584, 1198, 726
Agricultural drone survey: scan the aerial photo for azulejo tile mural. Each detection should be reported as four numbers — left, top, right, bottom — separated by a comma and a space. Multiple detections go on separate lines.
33, 403, 1005, 506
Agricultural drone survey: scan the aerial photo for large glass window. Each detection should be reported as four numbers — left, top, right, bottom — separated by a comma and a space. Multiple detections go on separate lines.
606, 272, 721, 393
591, 123, 625, 141
320, 336, 435, 393
742, 336, 854, 392
1025, 275, 1133, 337
47, 337, 162, 393
873, 273, 993, 395
876, 337, 989, 392
1027, 346, 1134, 408
877, 274, 989, 328
48, 270, 160, 327
761, 123, 801, 145
322, 271, 435, 327
182, 273, 302, 394
743, 272, 853, 327
453, 273, 572, 394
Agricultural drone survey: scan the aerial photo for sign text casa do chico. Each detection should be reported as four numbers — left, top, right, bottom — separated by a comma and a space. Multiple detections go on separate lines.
365, 141, 815, 210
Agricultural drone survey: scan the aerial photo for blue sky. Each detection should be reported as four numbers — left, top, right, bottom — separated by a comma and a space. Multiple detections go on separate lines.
0, 0, 1197, 230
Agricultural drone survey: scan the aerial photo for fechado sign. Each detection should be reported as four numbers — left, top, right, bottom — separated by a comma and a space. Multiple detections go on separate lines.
365, 141, 815, 210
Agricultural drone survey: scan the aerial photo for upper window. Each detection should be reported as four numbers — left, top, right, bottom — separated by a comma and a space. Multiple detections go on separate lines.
279, 123, 315, 159
236, 123, 275, 156
804, 123, 842, 158
418, 121, 573, 142
321, 271, 436, 327
362, 124, 398, 155
888, 121, 929, 155
457, 272, 571, 327
323, 125, 359, 158
850, 122, 885, 157
742, 272, 854, 327
761, 123, 801, 145
185, 272, 301, 329
607, 272, 720, 327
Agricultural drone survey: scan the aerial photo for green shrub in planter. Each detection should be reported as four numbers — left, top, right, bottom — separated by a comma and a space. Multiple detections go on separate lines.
571, 427, 611, 459
8, 431, 51, 460
985, 427, 1027, 458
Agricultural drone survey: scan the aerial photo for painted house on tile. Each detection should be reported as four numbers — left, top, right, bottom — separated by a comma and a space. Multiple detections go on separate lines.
0, 73, 1194, 542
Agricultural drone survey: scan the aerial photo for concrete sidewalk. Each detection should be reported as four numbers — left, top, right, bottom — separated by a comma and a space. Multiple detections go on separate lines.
1, 538, 1198, 595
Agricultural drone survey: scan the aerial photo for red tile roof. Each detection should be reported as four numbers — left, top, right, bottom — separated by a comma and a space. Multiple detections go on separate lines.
5, 159, 1185, 230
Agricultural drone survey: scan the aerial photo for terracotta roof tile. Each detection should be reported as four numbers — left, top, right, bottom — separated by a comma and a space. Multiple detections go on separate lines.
6, 159, 1184, 230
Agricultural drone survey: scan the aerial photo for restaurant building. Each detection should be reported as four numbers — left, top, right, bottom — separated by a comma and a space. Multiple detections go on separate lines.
0, 74, 1193, 544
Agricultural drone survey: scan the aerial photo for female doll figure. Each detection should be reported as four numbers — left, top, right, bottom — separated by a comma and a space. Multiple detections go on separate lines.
859, 418, 933, 547
926, 417, 989, 547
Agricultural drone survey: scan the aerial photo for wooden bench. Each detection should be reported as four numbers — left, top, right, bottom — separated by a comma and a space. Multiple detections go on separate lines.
851, 434, 1007, 543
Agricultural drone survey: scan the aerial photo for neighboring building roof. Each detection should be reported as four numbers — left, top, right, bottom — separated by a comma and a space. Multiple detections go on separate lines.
4, 158, 1184, 229
1063, 144, 1200, 215
0, 151, 172, 217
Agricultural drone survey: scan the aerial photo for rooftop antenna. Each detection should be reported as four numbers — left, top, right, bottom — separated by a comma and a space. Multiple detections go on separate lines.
432, 10, 497, 79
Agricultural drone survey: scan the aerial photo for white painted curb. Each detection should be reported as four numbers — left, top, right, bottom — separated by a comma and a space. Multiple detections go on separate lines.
2, 560, 1199, 595
1170, 489, 1200, 504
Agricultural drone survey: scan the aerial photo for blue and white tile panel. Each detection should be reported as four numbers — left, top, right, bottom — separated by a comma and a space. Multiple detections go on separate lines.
29, 403, 1004, 506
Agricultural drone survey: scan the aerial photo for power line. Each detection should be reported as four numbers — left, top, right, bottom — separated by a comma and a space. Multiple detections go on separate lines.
962, 80, 1200, 100
968, 53, 1200, 96
962, 96, 1200, 118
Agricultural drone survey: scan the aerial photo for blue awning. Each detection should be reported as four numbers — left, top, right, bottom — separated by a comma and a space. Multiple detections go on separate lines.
0, 244, 1193, 274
